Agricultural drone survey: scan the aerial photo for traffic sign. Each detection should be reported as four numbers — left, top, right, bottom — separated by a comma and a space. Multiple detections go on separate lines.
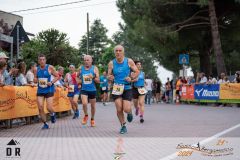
179, 54, 189, 65
10, 21, 29, 44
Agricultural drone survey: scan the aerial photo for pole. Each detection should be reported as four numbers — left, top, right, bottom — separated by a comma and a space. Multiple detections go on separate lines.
182, 64, 185, 78
87, 12, 89, 55
17, 25, 19, 60
10, 42, 13, 62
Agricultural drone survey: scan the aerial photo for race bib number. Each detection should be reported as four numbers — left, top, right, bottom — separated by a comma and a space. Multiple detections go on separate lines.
38, 78, 48, 88
102, 87, 107, 91
83, 74, 92, 84
112, 83, 124, 95
68, 85, 74, 92
138, 87, 147, 95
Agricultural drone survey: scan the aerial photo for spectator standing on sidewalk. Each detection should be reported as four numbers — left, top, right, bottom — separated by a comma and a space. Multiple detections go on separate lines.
145, 76, 153, 105
15, 62, 34, 86
199, 72, 208, 84
156, 79, 162, 103
234, 71, 240, 83
0, 61, 7, 86
165, 77, 171, 103
0, 52, 15, 85
26, 62, 37, 85
218, 73, 227, 84
152, 79, 157, 103
175, 77, 182, 104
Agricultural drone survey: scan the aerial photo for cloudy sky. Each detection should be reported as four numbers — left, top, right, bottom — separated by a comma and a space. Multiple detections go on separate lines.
1, 0, 175, 83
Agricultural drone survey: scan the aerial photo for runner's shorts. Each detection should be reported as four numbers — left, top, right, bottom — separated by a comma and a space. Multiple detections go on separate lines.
132, 87, 145, 99
112, 89, 132, 101
81, 90, 96, 99
67, 89, 80, 97
37, 92, 54, 98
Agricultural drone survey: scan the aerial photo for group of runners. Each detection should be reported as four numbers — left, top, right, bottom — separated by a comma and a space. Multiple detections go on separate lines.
35, 45, 147, 134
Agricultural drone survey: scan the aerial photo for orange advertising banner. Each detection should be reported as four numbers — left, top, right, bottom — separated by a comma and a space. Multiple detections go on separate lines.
220, 83, 240, 99
181, 85, 194, 100
0, 86, 71, 120
0, 86, 16, 119
14, 86, 38, 118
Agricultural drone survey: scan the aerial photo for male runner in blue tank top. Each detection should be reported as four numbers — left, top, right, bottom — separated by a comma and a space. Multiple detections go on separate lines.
34, 54, 59, 129
79, 55, 100, 127
108, 45, 139, 134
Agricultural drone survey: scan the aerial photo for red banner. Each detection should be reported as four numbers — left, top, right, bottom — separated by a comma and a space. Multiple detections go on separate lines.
181, 85, 194, 100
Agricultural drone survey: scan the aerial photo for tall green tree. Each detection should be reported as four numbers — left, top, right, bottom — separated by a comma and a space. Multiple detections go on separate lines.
98, 46, 115, 73
78, 19, 112, 64
22, 28, 80, 67
117, 0, 240, 76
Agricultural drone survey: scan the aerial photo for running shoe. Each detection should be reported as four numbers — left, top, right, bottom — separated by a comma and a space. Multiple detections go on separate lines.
72, 114, 77, 119
50, 113, 56, 123
90, 119, 95, 127
73, 109, 80, 119
119, 125, 127, 134
41, 123, 49, 129
82, 115, 88, 125
127, 113, 133, 122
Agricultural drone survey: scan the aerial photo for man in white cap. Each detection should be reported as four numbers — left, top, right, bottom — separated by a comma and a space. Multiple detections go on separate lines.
0, 51, 14, 85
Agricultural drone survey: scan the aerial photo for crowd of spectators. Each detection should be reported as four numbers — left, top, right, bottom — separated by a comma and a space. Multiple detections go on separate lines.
188, 72, 240, 85
0, 51, 64, 87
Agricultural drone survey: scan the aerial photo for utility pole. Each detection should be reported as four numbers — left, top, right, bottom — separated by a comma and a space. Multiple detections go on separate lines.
17, 25, 19, 60
87, 12, 89, 55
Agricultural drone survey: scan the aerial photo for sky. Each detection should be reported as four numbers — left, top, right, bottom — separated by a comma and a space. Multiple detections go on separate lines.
0, 0, 177, 83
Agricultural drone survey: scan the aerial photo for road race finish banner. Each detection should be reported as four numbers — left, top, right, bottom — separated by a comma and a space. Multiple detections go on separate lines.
220, 83, 240, 100
181, 85, 194, 100
0, 86, 71, 120
194, 84, 220, 100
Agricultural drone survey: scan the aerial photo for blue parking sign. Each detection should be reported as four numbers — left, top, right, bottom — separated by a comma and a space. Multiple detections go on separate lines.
179, 54, 189, 64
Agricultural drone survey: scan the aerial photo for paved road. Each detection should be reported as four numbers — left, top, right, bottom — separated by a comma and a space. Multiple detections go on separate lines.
0, 103, 239, 160
1, 102, 239, 137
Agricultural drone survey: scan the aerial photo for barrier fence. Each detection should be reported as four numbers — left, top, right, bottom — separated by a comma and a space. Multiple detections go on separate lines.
181, 83, 240, 103
0, 86, 71, 120
1, 84, 240, 120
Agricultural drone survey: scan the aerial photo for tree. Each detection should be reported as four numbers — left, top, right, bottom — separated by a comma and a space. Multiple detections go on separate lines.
98, 46, 115, 73
78, 19, 112, 64
208, 0, 226, 75
22, 28, 80, 67
117, 0, 240, 76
